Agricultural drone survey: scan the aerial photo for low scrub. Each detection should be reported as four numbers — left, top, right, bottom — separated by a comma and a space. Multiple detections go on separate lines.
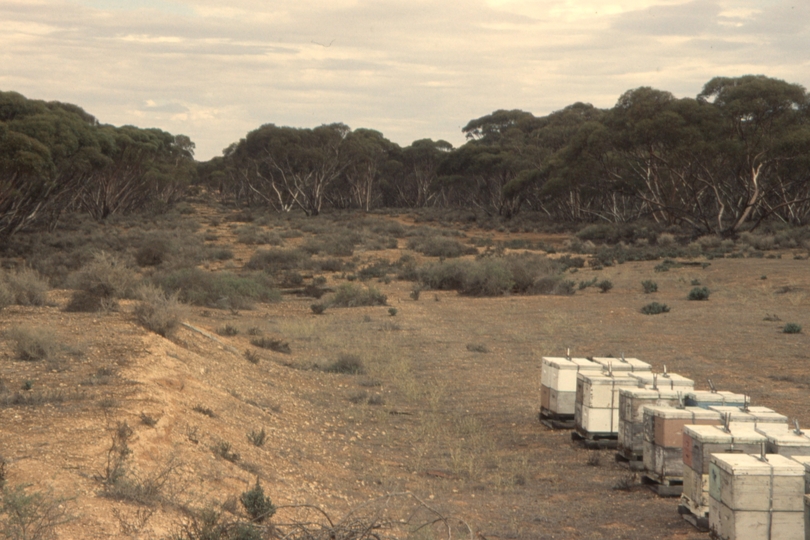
641, 302, 670, 315
0, 267, 50, 307
245, 248, 311, 273
250, 337, 291, 354
687, 287, 710, 301
153, 268, 279, 309
66, 252, 139, 312
328, 283, 387, 307
783, 323, 802, 334
133, 284, 184, 337
5, 325, 63, 361
641, 280, 658, 293
416, 253, 569, 296
323, 354, 365, 375
407, 236, 477, 258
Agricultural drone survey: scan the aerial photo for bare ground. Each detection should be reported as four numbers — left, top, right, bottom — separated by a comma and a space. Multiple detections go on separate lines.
1, 210, 808, 539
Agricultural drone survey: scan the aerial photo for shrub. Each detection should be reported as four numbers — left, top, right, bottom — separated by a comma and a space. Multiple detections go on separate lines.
135, 237, 171, 266
193, 405, 215, 417
153, 269, 279, 309
407, 236, 477, 258
68, 252, 138, 301
783, 323, 802, 334
217, 325, 239, 337
687, 287, 710, 301
641, 302, 670, 315
5, 326, 62, 361
244, 350, 261, 364
247, 429, 266, 447
1, 267, 50, 307
409, 287, 421, 301
0, 483, 73, 539
578, 277, 597, 290
597, 279, 613, 293
388, 307, 398, 316
324, 354, 365, 375
329, 284, 387, 307
641, 280, 658, 293
531, 277, 576, 296
310, 303, 327, 315
466, 343, 489, 353
245, 248, 311, 273
212, 441, 239, 463
250, 337, 291, 354
133, 285, 183, 337
240, 479, 275, 523
66, 252, 138, 312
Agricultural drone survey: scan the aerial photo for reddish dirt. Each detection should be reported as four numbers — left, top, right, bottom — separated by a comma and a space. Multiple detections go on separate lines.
1, 206, 808, 539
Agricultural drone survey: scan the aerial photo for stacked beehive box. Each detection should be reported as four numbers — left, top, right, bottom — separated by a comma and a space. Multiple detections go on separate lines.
642, 405, 723, 482
685, 390, 748, 409
755, 424, 810, 458
630, 371, 695, 392
539, 357, 601, 419
709, 453, 805, 540
709, 406, 788, 428
680, 425, 767, 520
617, 387, 683, 461
590, 356, 651, 373
575, 372, 639, 437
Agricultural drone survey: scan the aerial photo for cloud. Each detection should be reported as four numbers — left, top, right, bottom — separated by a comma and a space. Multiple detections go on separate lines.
2, 0, 810, 159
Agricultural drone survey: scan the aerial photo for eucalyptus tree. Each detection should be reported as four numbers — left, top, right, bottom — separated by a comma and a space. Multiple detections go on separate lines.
391, 138, 453, 207
337, 128, 399, 211
229, 123, 351, 215
696, 75, 810, 233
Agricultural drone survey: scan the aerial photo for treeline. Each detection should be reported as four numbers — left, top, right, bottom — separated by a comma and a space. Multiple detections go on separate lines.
3, 74, 810, 240
0, 90, 195, 239
201, 75, 810, 236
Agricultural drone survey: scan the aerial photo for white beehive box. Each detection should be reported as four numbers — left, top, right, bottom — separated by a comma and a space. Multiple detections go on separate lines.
686, 390, 747, 409
755, 425, 810, 458
681, 425, 767, 516
590, 356, 651, 373
540, 357, 601, 416
577, 373, 639, 409
789, 456, 810, 495
709, 406, 788, 428
575, 373, 639, 435
630, 371, 694, 391
709, 453, 805, 540
618, 388, 682, 457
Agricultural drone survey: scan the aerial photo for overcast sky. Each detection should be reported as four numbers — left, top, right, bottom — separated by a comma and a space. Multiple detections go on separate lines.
2, 0, 809, 160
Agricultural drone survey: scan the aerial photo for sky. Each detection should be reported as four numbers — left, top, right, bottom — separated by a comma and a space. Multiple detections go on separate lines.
2, 0, 809, 161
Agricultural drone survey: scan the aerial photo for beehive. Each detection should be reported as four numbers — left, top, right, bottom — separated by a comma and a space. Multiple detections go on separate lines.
681, 425, 767, 517
540, 357, 601, 416
590, 356, 651, 373
709, 406, 788, 428
642, 406, 722, 479
709, 453, 805, 540
574, 372, 638, 435
685, 390, 747, 409
789, 456, 810, 495
754, 425, 810, 458
629, 371, 695, 392
617, 387, 682, 458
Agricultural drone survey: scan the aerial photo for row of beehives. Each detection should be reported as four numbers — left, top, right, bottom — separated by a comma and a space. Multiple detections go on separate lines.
540, 355, 810, 540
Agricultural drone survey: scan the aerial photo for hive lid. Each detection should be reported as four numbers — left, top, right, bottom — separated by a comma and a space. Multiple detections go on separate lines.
541, 357, 602, 370
710, 453, 805, 476
686, 390, 746, 402
683, 424, 766, 444
591, 356, 651, 371
642, 405, 720, 420
762, 429, 810, 446
619, 387, 682, 400
791, 456, 810, 470
631, 372, 694, 388
577, 372, 638, 385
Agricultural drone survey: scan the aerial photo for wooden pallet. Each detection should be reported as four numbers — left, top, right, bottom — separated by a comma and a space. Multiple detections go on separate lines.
678, 495, 709, 531
642, 473, 683, 497
571, 429, 618, 450
539, 408, 575, 430
614, 450, 644, 471
677, 501, 710, 531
